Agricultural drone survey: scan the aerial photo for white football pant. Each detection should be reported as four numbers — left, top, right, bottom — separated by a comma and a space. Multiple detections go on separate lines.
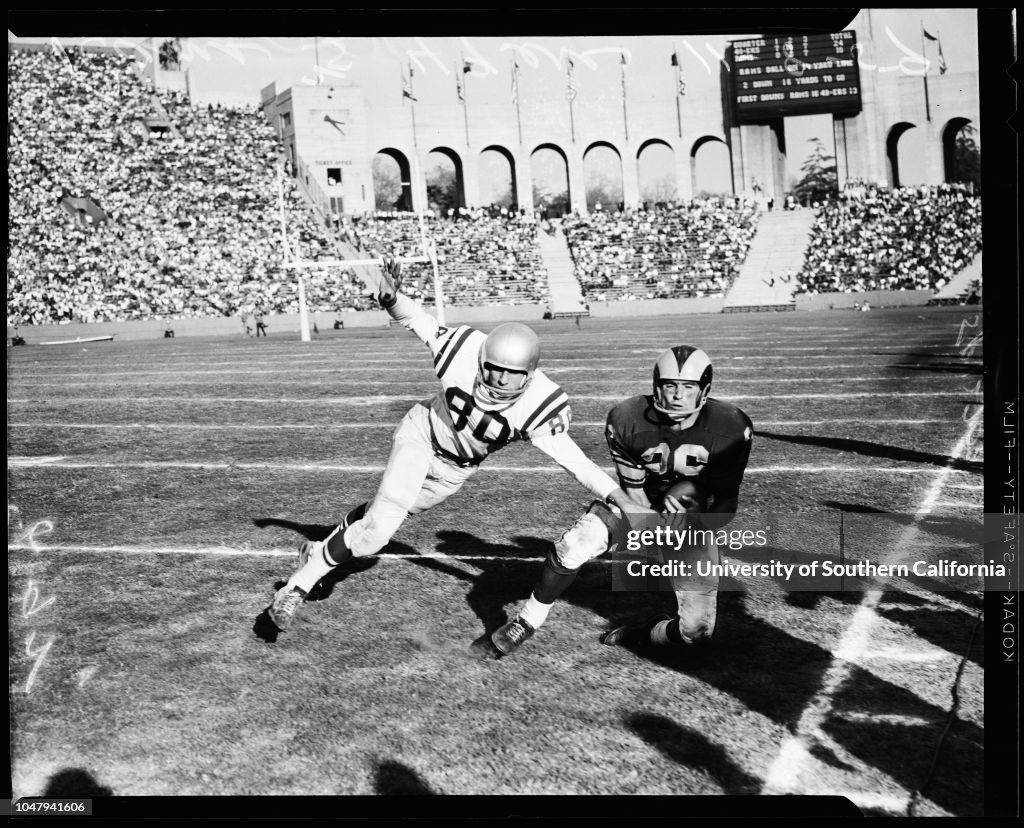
344, 401, 478, 557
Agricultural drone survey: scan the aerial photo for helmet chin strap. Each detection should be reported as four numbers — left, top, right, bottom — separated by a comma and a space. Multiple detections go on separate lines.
473, 374, 527, 407
653, 389, 708, 426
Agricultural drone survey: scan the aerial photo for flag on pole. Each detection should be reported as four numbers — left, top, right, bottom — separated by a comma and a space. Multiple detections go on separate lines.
402, 64, 417, 101
511, 59, 519, 104
922, 26, 948, 74
567, 58, 578, 102
463, 59, 473, 74
670, 50, 679, 67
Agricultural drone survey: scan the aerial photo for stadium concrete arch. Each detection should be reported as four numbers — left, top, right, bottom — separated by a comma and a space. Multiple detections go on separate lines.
252, 15, 978, 218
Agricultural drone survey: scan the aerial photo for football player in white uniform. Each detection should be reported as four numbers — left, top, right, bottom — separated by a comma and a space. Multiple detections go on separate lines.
491, 345, 753, 657
268, 259, 654, 632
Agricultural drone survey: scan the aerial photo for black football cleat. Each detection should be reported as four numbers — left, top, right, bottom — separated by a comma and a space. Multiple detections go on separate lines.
269, 585, 307, 631
490, 617, 536, 657
600, 613, 674, 647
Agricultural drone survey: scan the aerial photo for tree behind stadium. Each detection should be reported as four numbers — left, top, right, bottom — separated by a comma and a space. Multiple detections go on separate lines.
791, 137, 838, 205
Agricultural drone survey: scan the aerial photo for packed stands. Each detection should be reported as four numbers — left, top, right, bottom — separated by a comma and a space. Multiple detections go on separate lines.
794, 182, 981, 294
8, 45, 371, 326
561, 199, 761, 301
8, 45, 981, 326
344, 209, 550, 307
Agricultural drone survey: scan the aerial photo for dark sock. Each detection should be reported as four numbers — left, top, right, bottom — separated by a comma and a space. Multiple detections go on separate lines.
325, 525, 353, 566
533, 555, 580, 604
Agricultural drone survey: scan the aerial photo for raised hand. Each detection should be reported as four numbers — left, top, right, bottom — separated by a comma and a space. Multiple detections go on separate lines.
378, 257, 403, 308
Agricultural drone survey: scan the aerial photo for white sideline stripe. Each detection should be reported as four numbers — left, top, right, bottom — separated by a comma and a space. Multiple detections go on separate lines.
761, 405, 985, 800
6, 419, 954, 430
860, 647, 949, 663
840, 791, 914, 814
7, 392, 974, 405
872, 593, 982, 613
5, 542, 547, 562
834, 711, 934, 726
5, 459, 980, 474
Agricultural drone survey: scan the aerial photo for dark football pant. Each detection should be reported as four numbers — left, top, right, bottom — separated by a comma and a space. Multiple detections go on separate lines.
550, 497, 720, 644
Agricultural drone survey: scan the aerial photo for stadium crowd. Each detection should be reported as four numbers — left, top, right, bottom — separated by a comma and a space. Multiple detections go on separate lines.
8, 45, 370, 326
8, 45, 982, 326
561, 199, 761, 301
794, 182, 981, 294
344, 209, 550, 307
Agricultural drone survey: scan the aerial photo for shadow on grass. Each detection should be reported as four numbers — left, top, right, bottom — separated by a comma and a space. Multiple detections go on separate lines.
758, 431, 983, 474
251, 515, 382, 641
409, 529, 984, 815
613, 593, 982, 814
42, 768, 113, 797
819, 500, 890, 514
724, 542, 985, 665
252, 516, 336, 540
373, 759, 436, 795
624, 712, 761, 794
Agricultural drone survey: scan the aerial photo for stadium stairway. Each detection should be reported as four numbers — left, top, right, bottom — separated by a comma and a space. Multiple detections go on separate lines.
722, 209, 816, 312
335, 240, 382, 292
931, 253, 982, 304
537, 226, 589, 316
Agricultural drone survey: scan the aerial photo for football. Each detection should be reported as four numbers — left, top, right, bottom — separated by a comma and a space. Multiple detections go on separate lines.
664, 479, 705, 513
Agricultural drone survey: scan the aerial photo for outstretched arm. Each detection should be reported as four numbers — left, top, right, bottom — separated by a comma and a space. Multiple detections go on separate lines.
376, 257, 403, 309
531, 431, 656, 520
377, 257, 445, 348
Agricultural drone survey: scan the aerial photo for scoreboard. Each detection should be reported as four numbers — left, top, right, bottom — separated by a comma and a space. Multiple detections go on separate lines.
730, 31, 862, 122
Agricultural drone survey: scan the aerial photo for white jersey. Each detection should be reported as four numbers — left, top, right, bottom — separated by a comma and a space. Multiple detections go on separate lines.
388, 294, 618, 500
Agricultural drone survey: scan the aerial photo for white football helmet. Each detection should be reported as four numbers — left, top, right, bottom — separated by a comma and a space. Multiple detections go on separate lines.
652, 346, 713, 421
474, 323, 541, 407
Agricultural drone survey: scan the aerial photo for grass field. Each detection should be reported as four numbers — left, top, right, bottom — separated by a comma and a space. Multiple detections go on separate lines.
7, 306, 986, 814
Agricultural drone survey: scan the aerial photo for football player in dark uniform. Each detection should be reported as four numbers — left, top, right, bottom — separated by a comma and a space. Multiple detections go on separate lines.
492, 345, 754, 656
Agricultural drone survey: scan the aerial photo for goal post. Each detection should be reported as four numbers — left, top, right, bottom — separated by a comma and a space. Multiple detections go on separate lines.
276, 162, 444, 341
283, 254, 432, 342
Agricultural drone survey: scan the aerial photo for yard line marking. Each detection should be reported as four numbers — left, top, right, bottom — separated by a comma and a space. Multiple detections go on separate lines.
7, 392, 976, 405
6, 349, 975, 373
859, 648, 949, 663
6, 419, 955, 430
7, 363, 979, 380
4, 459, 981, 474
7, 375, 975, 387
4, 542, 549, 562
761, 405, 985, 803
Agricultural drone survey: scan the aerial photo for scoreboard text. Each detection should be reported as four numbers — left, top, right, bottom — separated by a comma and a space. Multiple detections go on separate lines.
731, 31, 862, 122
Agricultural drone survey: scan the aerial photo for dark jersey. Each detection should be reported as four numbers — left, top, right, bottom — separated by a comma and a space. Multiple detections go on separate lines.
605, 395, 754, 507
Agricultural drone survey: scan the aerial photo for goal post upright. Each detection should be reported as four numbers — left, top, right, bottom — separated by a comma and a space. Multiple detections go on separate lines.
412, 151, 445, 327
278, 160, 443, 339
